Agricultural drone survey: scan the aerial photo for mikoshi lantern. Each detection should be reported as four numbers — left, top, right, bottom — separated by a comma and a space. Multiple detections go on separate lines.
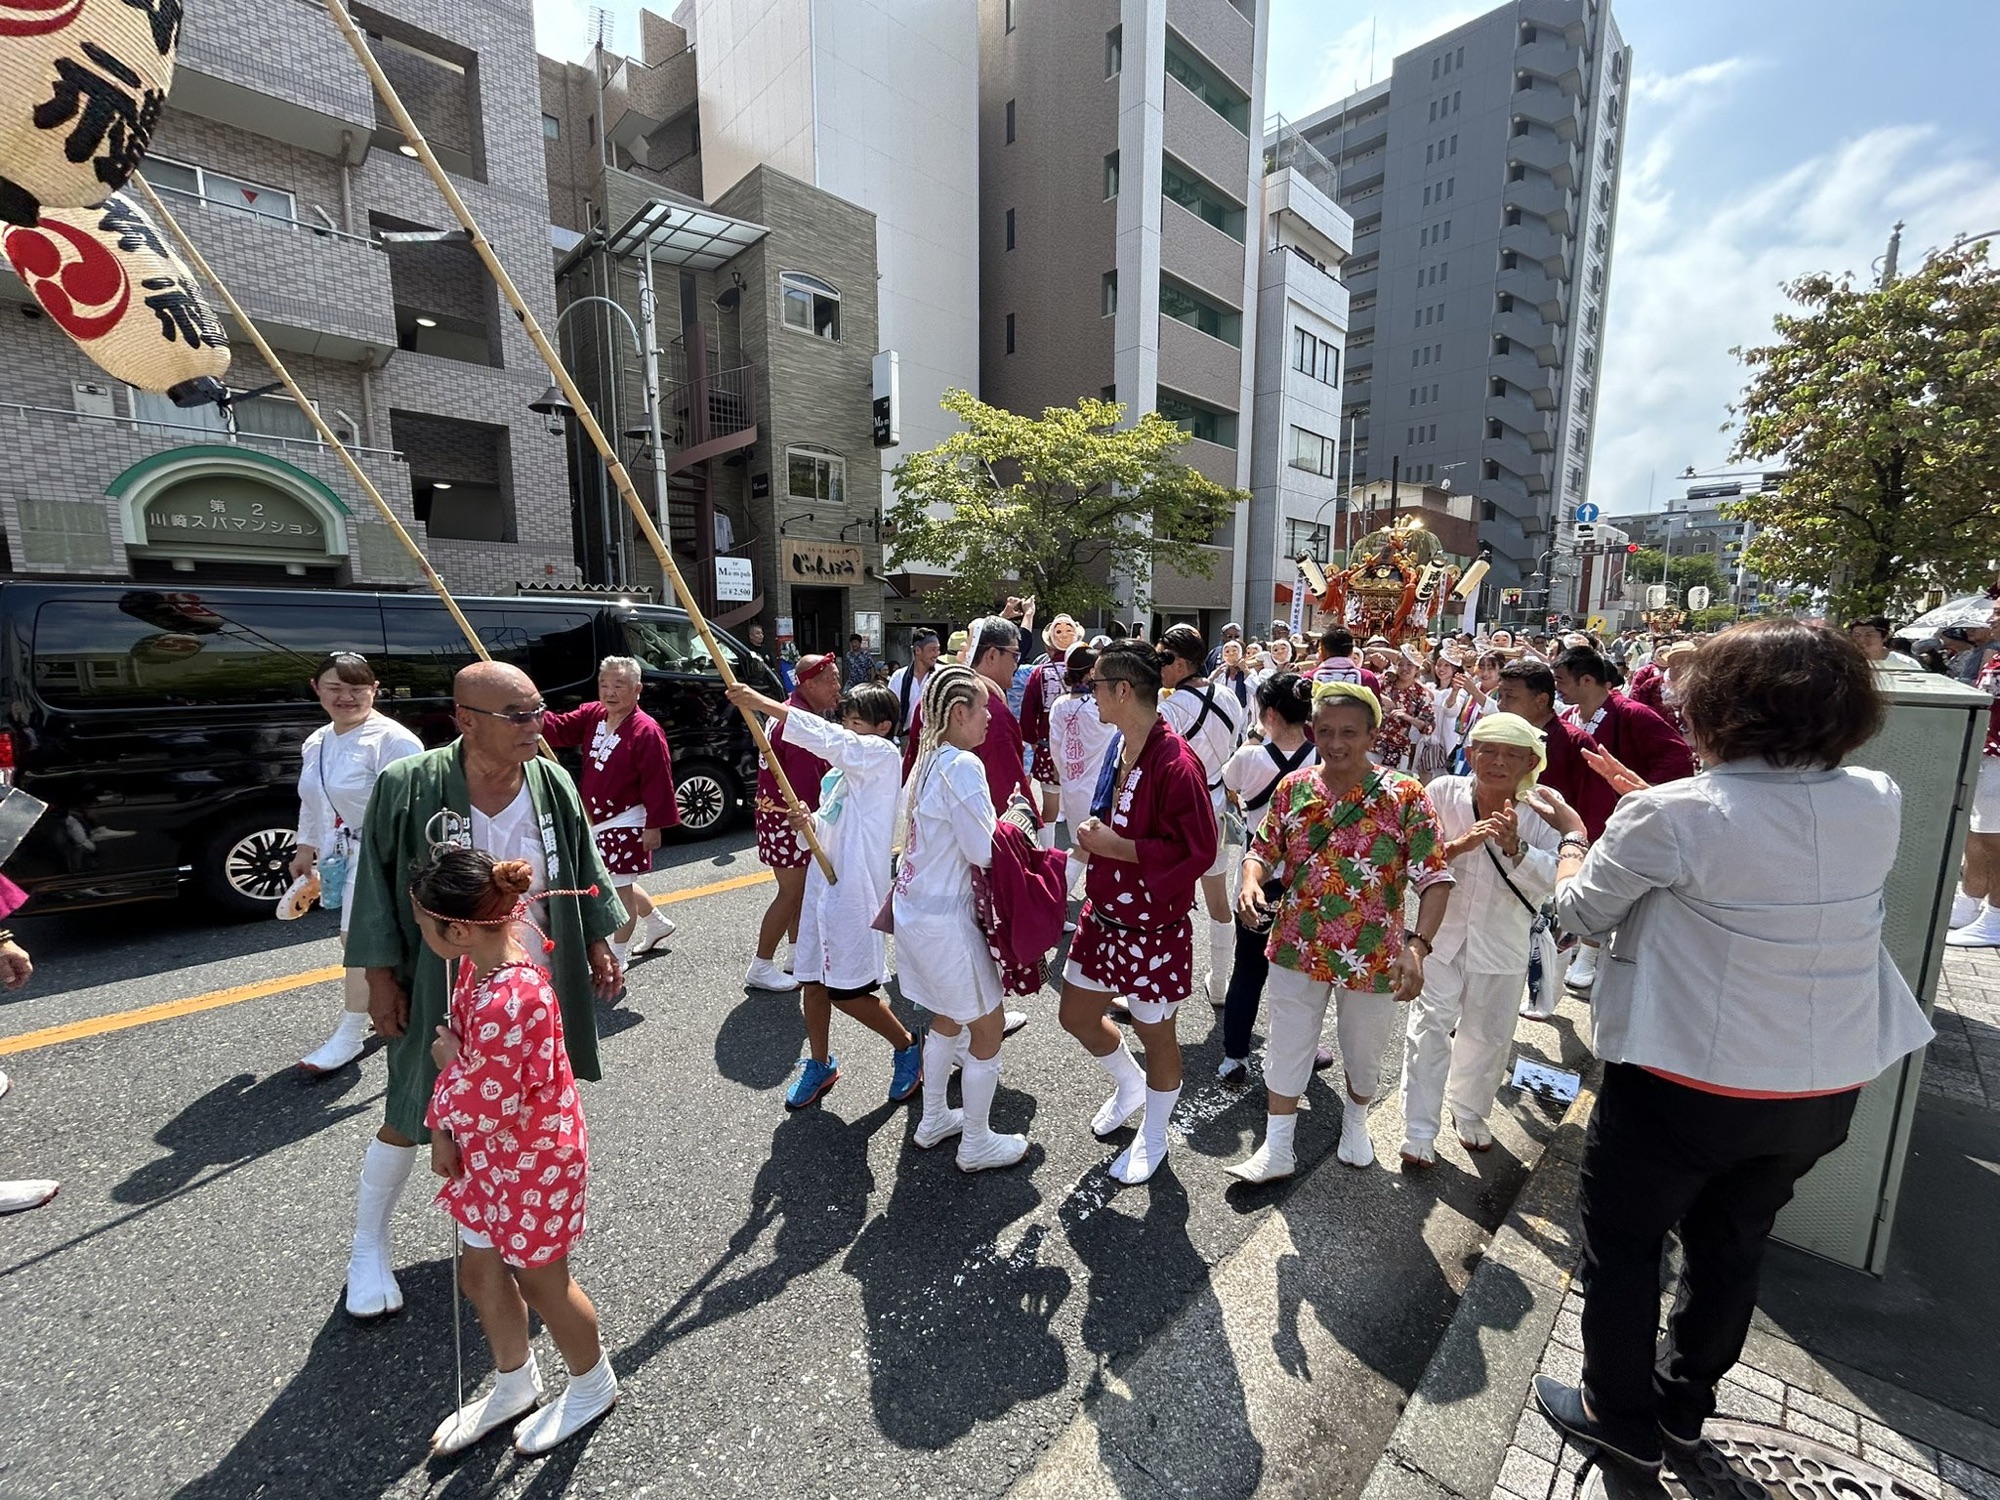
0, 0, 182, 225
1, 189, 229, 397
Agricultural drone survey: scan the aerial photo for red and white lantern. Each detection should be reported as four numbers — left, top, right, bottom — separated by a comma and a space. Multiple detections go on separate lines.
0, 0, 181, 224
1, 189, 228, 396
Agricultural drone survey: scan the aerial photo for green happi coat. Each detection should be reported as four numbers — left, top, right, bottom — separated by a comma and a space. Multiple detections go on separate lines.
344, 741, 627, 1140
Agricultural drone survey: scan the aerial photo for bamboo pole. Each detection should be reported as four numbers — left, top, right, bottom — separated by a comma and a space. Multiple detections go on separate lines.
321, 0, 836, 884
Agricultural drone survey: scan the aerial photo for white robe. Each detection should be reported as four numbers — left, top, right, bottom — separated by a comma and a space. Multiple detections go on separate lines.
1048, 691, 1117, 834
780, 712, 900, 991
297, 713, 423, 931
891, 746, 1002, 1024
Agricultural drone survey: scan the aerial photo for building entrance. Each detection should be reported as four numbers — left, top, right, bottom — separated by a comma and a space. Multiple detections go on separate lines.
790, 587, 846, 657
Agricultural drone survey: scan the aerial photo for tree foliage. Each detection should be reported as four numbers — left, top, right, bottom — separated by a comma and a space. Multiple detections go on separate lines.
1727, 244, 2000, 617
886, 390, 1249, 621
1628, 548, 1730, 598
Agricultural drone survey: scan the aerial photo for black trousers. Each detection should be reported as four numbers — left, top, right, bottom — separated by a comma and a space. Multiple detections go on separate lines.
1577, 1062, 1858, 1440
1221, 914, 1270, 1062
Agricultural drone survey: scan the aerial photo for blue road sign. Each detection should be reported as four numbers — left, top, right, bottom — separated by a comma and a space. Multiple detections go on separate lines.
1573, 502, 1601, 524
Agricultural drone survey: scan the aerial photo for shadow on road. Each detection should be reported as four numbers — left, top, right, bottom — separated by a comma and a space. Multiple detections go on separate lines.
114, 1067, 379, 1204
8, 898, 341, 1003
713, 989, 807, 1090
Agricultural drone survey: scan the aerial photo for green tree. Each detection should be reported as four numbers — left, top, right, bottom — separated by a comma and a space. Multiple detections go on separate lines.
1726, 244, 2000, 616
1628, 548, 1730, 599
886, 390, 1248, 621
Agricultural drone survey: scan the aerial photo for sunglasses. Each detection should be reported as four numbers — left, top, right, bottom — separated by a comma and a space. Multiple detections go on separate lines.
1086, 675, 1132, 694
457, 702, 549, 726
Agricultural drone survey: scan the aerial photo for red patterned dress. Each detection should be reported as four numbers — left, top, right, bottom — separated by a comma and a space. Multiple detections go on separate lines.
425, 957, 588, 1268
541, 702, 679, 879
752, 690, 829, 868
1067, 717, 1218, 1003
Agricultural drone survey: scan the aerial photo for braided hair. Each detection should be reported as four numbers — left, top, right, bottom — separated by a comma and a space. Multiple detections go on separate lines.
899, 662, 986, 854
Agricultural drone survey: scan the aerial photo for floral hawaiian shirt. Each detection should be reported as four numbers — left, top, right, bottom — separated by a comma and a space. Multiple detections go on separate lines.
1248, 768, 1453, 991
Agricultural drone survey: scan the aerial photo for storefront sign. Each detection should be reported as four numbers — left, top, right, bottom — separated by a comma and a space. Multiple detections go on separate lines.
141, 476, 325, 552
715, 555, 754, 603
784, 541, 862, 582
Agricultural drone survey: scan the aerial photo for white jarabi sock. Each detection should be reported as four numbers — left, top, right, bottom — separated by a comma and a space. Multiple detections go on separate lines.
347, 1140, 417, 1315
1090, 1045, 1147, 1135
918, 1029, 957, 1122
1112, 1085, 1181, 1184
959, 1052, 1001, 1140
1265, 1111, 1298, 1158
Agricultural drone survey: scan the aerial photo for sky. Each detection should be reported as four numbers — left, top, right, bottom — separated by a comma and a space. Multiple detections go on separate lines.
540, 0, 2000, 516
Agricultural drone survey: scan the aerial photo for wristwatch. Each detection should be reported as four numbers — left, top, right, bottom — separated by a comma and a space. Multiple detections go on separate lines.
1407, 932, 1434, 956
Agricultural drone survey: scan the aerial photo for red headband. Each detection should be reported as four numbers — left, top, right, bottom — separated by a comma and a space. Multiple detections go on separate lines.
415, 885, 600, 955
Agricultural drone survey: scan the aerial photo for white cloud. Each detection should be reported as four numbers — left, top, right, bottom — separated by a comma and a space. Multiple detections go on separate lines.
1594, 62, 2000, 513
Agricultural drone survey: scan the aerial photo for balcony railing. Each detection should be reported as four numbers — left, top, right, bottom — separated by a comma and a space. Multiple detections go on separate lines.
1263, 114, 1338, 199
664, 364, 758, 471
0, 401, 403, 463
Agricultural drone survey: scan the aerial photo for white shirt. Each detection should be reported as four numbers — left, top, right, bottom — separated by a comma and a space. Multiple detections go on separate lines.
296, 712, 423, 854
887, 664, 931, 734
781, 711, 900, 990
1422, 775, 1561, 973
1160, 679, 1244, 789
1221, 735, 1317, 839
1048, 692, 1117, 831
892, 746, 1002, 1014
471, 780, 548, 928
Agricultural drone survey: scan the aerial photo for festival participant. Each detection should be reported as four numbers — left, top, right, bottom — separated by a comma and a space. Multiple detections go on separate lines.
0, 934, 55, 1216
1421, 650, 1475, 780
887, 628, 942, 741
292, 652, 422, 1075
1058, 642, 1218, 1185
1019, 616, 1082, 846
342, 662, 625, 1321
1216, 639, 1255, 715
1846, 616, 1922, 671
413, 849, 618, 1456
1313, 626, 1381, 692
902, 617, 1035, 818
893, 666, 1029, 1172
1216, 672, 1318, 1083
1399, 713, 1565, 1165
1372, 657, 1436, 772
1254, 635, 1297, 689
1048, 646, 1118, 894
745, 653, 841, 993
726, 681, 920, 1108
540, 657, 679, 970
1946, 647, 2000, 944
1156, 626, 1245, 1005
1204, 621, 1242, 673
1227, 682, 1452, 1182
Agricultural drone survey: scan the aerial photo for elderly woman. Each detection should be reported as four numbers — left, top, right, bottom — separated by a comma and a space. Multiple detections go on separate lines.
1399, 713, 1566, 1165
1228, 681, 1453, 1181
1527, 620, 1933, 1472
541, 656, 681, 966
1372, 657, 1436, 771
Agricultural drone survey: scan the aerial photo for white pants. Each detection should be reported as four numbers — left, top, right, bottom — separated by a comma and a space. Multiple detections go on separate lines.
1264, 964, 1398, 1100
1400, 964, 1523, 1143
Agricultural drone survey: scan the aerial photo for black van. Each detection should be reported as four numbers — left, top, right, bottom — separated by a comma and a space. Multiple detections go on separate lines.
0, 582, 782, 917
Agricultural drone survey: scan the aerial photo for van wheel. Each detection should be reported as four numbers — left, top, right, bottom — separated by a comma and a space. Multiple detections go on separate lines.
199, 811, 299, 918
674, 763, 738, 838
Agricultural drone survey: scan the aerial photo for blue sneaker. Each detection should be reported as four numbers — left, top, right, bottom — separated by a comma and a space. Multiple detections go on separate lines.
888, 1042, 923, 1103
786, 1055, 839, 1110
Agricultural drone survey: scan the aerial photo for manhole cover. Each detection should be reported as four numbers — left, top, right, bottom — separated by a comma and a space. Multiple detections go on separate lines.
1580, 1420, 1925, 1500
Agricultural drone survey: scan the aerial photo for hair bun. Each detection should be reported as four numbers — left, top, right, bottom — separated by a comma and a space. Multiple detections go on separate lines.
491, 860, 535, 897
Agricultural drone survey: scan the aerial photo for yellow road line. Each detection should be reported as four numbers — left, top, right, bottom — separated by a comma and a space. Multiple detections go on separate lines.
0, 866, 776, 1057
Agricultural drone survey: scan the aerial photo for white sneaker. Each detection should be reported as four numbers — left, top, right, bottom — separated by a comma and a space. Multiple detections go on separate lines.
1951, 890, 1982, 930
299, 1011, 370, 1075
912, 1108, 965, 1150
956, 1131, 1029, 1173
633, 909, 677, 953
1002, 1010, 1029, 1037
1565, 946, 1599, 992
0, 1178, 59, 1214
1946, 904, 2000, 948
1336, 1099, 1376, 1168
1225, 1142, 1295, 1183
745, 957, 800, 992
432, 1354, 544, 1453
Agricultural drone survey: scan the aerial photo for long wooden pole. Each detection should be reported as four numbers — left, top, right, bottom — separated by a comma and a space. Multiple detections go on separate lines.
322, 0, 835, 883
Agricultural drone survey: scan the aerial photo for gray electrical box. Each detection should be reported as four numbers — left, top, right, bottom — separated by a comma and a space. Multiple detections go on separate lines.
1771, 667, 1988, 1272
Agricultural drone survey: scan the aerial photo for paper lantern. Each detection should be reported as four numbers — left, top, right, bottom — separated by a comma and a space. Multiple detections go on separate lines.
1, 190, 229, 396
0, 0, 180, 225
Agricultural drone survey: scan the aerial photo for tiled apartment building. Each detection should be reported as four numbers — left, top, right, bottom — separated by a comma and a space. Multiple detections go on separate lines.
0, 0, 576, 593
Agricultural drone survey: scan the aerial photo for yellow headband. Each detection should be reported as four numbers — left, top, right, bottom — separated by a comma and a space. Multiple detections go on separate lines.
1311, 678, 1382, 728
1467, 711, 1547, 797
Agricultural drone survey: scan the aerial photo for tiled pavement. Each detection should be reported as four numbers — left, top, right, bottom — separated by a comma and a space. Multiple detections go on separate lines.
1924, 945, 2000, 1113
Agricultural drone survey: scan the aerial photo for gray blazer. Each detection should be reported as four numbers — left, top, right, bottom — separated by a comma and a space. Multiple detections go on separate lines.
1554, 759, 1934, 1093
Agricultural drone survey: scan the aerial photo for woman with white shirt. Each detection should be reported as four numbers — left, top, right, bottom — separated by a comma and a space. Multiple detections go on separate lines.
291, 653, 422, 1075
892, 665, 1028, 1174
1047, 646, 1117, 894
1399, 712, 1564, 1165
1526, 620, 1934, 1474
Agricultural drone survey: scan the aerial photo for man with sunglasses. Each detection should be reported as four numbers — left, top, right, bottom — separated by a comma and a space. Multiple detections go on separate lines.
338, 661, 626, 1321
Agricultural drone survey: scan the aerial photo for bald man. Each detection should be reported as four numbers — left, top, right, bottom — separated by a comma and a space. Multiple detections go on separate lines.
339, 661, 626, 1320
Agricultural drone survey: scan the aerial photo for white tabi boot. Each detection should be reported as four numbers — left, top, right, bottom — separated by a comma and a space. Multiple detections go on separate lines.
345, 1139, 417, 1318
514, 1353, 619, 1454
1089, 1044, 1148, 1138
432, 1352, 544, 1454
912, 1030, 965, 1149
299, 1009, 370, 1076
1227, 1113, 1297, 1183
1111, 1086, 1179, 1184
955, 1052, 1028, 1173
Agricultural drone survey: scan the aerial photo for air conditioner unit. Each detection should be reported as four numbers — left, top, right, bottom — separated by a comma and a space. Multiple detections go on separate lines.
72, 381, 115, 419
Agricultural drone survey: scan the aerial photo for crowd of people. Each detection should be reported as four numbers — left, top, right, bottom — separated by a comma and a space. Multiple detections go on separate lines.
5, 584, 1983, 1475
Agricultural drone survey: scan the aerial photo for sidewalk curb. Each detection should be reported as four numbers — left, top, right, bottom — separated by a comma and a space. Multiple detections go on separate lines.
1358, 1061, 1604, 1500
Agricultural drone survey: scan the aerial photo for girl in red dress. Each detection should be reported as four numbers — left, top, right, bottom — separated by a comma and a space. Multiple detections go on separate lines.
413, 848, 618, 1457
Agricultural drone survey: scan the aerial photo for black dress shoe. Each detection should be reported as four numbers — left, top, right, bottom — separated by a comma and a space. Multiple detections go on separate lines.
1658, 1415, 1705, 1454
1533, 1376, 1664, 1472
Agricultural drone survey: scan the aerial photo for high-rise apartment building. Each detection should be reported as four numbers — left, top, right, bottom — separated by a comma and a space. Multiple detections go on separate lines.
980, 0, 1267, 635
0, 0, 575, 592
1297, 0, 1630, 605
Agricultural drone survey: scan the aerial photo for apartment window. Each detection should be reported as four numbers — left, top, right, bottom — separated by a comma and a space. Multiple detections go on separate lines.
1005, 0, 1016, 32
1160, 275, 1240, 346
1491, 377, 1507, 397
1289, 426, 1337, 477
145, 156, 297, 223
1439, 260, 1447, 282
1512, 118, 1530, 137
1164, 39, 1250, 132
1442, 219, 1450, 239
1509, 163, 1526, 182
1104, 151, 1119, 198
1426, 143, 1434, 163
1157, 390, 1237, 446
1505, 207, 1522, 226
1488, 418, 1503, 439
1429, 101, 1437, 122
787, 446, 845, 503
1498, 293, 1514, 312
1584, 303, 1600, 333
1005, 99, 1015, 143
1424, 185, 1432, 206
780, 272, 841, 340
1101, 271, 1117, 317
1293, 327, 1336, 383
1484, 460, 1499, 480
1161, 157, 1245, 241
1432, 58, 1440, 80
1005, 207, 1015, 250
1451, 134, 1458, 154
1501, 250, 1518, 270
1106, 25, 1121, 76
1523, 24, 1537, 40
540, 113, 560, 140
1495, 336, 1512, 355
1453, 90, 1461, 112
1004, 312, 1016, 353
1457, 46, 1464, 66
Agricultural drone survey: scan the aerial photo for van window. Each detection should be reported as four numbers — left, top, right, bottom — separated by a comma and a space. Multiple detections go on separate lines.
379, 604, 599, 699
622, 614, 757, 681
31, 595, 383, 709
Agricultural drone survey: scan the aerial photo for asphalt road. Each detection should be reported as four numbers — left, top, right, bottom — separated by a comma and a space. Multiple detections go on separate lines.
0, 829, 1576, 1499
